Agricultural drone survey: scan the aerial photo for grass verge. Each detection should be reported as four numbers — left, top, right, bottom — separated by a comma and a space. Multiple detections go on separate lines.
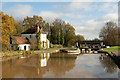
103, 46, 120, 52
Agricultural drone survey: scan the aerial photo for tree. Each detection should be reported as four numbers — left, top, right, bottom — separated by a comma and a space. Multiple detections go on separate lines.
118, 27, 120, 45
50, 19, 65, 44
1, 12, 18, 51
76, 34, 85, 48
14, 21, 23, 36
76, 35, 85, 41
47, 18, 76, 47
23, 15, 46, 31
64, 23, 76, 46
92, 38, 101, 42
29, 38, 37, 50
99, 21, 118, 45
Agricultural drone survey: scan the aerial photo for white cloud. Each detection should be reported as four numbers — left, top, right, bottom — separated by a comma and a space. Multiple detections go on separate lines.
96, 13, 118, 23
68, 2, 91, 11
102, 13, 118, 22
65, 13, 85, 19
70, 13, 118, 40
99, 3, 118, 13
74, 20, 103, 39
2, 0, 119, 2
39, 11, 85, 21
53, 2, 92, 12
6, 4, 34, 18
39, 11, 63, 19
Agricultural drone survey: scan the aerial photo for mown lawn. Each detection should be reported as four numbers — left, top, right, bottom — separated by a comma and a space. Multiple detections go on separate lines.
103, 46, 120, 52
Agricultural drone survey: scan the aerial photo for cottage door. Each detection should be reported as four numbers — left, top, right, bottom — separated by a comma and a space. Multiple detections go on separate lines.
11, 46, 14, 50
24, 46, 26, 50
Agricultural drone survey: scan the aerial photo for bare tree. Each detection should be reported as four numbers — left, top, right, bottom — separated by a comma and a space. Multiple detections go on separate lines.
99, 21, 118, 45
30, 38, 37, 50
118, 27, 120, 45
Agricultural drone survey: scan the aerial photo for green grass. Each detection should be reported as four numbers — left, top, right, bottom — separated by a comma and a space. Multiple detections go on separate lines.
103, 46, 120, 52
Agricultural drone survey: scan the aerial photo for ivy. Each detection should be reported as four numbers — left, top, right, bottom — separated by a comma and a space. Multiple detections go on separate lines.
36, 32, 41, 50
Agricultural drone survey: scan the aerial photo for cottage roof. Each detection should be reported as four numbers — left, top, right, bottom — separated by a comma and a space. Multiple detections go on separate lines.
21, 27, 36, 34
21, 27, 46, 34
13, 36, 30, 44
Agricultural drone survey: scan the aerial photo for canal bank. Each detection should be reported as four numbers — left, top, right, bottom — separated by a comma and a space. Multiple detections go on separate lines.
1, 51, 34, 62
0, 48, 69, 62
107, 52, 120, 68
98, 47, 120, 69
34, 48, 60, 54
109, 52, 120, 69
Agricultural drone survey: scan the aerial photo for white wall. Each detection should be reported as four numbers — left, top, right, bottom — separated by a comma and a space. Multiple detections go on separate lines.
41, 34, 47, 42
18, 44, 30, 51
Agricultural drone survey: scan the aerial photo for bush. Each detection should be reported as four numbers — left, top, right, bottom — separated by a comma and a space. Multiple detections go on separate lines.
50, 43, 53, 48
2, 45, 9, 52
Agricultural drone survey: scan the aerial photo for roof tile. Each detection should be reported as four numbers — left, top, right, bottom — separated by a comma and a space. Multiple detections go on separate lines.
13, 36, 30, 44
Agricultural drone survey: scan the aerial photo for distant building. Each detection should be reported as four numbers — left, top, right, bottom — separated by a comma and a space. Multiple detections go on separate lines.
79, 41, 104, 49
10, 24, 50, 51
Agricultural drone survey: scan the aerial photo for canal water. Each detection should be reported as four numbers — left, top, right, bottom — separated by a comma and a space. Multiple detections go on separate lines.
2, 53, 119, 78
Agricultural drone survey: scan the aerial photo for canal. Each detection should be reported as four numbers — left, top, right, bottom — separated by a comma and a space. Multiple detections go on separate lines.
2, 53, 119, 78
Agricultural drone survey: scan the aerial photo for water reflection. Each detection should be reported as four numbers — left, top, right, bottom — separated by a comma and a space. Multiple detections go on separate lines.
2, 53, 77, 78
2, 53, 119, 78
99, 54, 118, 74
37, 53, 50, 75
47, 53, 77, 77
2, 53, 50, 78
37, 53, 50, 67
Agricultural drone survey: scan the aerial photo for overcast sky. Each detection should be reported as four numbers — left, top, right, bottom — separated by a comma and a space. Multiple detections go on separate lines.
1, 1, 118, 40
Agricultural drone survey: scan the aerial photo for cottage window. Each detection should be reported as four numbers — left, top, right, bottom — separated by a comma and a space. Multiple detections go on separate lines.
43, 42, 46, 47
30, 35, 32, 38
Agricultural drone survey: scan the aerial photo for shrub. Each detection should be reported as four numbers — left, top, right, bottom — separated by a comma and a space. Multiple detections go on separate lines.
50, 43, 53, 48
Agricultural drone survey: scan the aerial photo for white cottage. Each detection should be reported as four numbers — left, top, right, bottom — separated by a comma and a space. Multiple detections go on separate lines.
10, 36, 30, 51
10, 24, 50, 51
21, 24, 50, 49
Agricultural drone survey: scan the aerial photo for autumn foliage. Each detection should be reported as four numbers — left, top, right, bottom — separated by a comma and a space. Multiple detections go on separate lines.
1, 12, 20, 51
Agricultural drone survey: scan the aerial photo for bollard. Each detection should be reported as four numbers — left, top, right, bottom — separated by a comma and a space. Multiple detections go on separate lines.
82, 49, 85, 53
88, 49, 91, 54
93, 50, 95, 53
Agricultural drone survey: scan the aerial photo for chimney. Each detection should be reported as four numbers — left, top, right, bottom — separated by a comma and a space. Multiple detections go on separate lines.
36, 24, 40, 33
40, 25, 43, 30
31, 25, 34, 28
